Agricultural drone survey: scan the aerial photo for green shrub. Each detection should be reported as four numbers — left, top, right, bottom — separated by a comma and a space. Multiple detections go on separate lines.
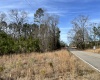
0, 31, 14, 54
0, 31, 40, 54
26, 38, 40, 52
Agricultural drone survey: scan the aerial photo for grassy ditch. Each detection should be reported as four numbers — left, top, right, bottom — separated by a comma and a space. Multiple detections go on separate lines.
0, 49, 100, 80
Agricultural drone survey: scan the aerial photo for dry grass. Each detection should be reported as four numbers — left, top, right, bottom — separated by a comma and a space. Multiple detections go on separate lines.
0, 49, 100, 80
85, 48, 100, 54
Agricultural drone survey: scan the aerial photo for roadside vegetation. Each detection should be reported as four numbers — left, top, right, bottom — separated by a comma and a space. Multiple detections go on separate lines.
68, 15, 100, 50
85, 48, 100, 54
0, 7, 100, 80
0, 8, 61, 55
0, 49, 100, 80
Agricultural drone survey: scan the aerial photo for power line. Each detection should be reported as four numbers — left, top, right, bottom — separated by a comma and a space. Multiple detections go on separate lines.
24, 0, 34, 11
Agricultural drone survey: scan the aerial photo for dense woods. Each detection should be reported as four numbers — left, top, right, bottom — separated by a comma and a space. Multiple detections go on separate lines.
68, 15, 100, 49
0, 8, 61, 55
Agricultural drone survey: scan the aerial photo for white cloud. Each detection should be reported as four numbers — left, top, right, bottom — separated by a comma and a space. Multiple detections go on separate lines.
90, 19, 100, 23
28, 13, 34, 17
0, 5, 20, 9
47, 10, 66, 16
60, 27, 71, 30
53, 0, 76, 2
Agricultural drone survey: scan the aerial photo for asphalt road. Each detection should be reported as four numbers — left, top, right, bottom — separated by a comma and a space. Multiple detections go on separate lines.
70, 49, 100, 72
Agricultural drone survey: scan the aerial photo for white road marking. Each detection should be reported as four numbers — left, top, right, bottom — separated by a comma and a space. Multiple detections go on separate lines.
71, 52, 100, 73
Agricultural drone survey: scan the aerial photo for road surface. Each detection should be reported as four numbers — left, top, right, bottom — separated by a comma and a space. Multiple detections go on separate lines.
70, 49, 100, 72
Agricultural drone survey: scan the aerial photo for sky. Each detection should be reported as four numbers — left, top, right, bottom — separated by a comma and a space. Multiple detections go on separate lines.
0, 0, 100, 44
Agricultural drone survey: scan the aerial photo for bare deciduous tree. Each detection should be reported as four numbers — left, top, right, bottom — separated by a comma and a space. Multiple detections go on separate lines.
69, 15, 89, 49
0, 12, 7, 31
9, 9, 27, 38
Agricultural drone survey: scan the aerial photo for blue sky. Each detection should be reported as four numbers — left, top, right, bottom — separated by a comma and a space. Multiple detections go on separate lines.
0, 0, 100, 44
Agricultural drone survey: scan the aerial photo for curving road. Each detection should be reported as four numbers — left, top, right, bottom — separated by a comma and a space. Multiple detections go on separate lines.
70, 49, 100, 72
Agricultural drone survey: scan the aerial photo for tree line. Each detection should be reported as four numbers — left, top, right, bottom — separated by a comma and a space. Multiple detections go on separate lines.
0, 8, 61, 55
68, 15, 100, 49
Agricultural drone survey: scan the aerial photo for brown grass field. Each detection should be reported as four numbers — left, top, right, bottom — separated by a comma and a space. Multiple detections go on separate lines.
0, 49, 100, 80
85, 48, 100, 54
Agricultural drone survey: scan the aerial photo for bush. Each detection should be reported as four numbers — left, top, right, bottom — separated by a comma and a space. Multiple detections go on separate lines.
0, 31, 41, 54
60, 41, 67, 48
26, 38, 40, 52
0, 31, 14, 55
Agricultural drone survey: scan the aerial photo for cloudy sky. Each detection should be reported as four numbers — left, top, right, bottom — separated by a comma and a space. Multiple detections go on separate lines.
0, 0, 100, 44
